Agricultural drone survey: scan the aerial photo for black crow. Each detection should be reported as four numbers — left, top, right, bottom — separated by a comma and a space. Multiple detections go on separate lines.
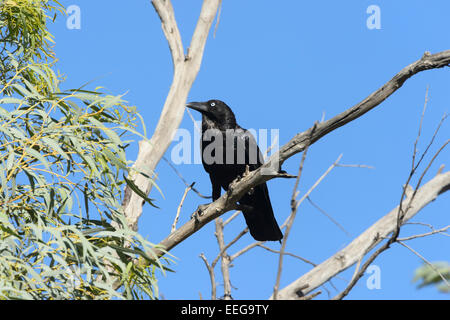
186, 99, 282, 241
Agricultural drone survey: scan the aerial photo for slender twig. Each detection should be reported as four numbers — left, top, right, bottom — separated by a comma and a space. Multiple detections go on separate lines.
333, 106, 449, 299
226, 151, 364, 265
413, 139, 449, 193
412, 86, 429, 171
215, 218, 232, 299
199, 253, 216, 300
185, 107, 202, 133
333, 145, 450, 300
306, 196, 351, 237
162, 156, 211, 199
273, 129, 312, 300
230, 241, 263, 261
395, 109, 448, 242
394, 137, 449, 239
228, 153, 343, 264
171, 183, 194, 232
212, 228, 248, 267
397, 225, 450, 241
336, 164, 375, 169
331, 107, 449, 300
404, 221, 436, 229
279, 154, 344, 230
274, 171, 450, 299
436, 164, 445, 175
223, 210, 241, 227
257, 244, 316, 267
398, 240, 450, 289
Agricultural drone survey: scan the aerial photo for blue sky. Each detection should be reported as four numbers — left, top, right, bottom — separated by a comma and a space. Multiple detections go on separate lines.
50, 1, 449, 299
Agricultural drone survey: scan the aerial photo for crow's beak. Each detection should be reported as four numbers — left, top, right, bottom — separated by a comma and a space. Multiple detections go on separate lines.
186, 101, 209, 114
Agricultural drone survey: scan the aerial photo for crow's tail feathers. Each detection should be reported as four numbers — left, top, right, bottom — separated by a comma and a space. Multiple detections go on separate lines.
239, 184, 283, 242
242, 209, 283, 241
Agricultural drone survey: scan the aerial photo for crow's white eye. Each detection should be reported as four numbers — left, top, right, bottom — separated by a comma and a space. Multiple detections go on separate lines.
210, 102, 216, 107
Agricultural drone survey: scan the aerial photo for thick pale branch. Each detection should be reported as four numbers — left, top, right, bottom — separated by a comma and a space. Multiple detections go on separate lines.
272, 171, 450, 300
122, 0, 221, 231
151, 0, 184, 65
277, 51, 450, 163
155, 50, 450, 256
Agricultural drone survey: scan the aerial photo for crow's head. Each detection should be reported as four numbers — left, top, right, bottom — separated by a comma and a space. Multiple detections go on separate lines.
186, 99, 236, 129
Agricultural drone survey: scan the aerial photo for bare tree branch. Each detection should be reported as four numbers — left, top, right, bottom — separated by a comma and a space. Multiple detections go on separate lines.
223, 210, 241, 227
122, 0, 221, 231
272, 170, 450, 300
154, 50, 450, 257
397, 225, 450, 241
257, 244, 316, 267
227, 153, 351, 264
212, 228, 248, 267
171, 183, 194, 232
215, 218, 232, 300
230, 240, 263, 262
199, 253, 217, 300
329, 105, 448, 300
397, 240, 450, 289
151, 0, 184, 64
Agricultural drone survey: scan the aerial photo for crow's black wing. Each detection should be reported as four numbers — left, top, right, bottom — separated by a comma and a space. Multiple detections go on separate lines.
236, 127, 283, 241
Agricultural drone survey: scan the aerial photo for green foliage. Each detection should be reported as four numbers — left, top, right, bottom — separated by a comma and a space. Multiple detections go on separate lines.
0, 0, 63, 89
0, 0, 61, 57
0, 1, 168, 299
413, 262, 450, 293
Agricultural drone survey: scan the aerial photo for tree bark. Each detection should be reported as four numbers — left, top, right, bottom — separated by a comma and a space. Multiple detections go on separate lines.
271, 171, 450, 299
155, 50, 450, 255
122, 0, 221, 231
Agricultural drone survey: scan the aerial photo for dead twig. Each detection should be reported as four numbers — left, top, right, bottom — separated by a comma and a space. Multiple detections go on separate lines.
257, 244, 316, 267
330, 96, 448, 300
398, 240, 450, 289
273, 132, 311, 300
397, 225, 450, 241
273, 170, 450, 299
306, 196, 351, 237
171, 183, 194, 232
215, 218, 232, 300
199, 253, 217, 300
